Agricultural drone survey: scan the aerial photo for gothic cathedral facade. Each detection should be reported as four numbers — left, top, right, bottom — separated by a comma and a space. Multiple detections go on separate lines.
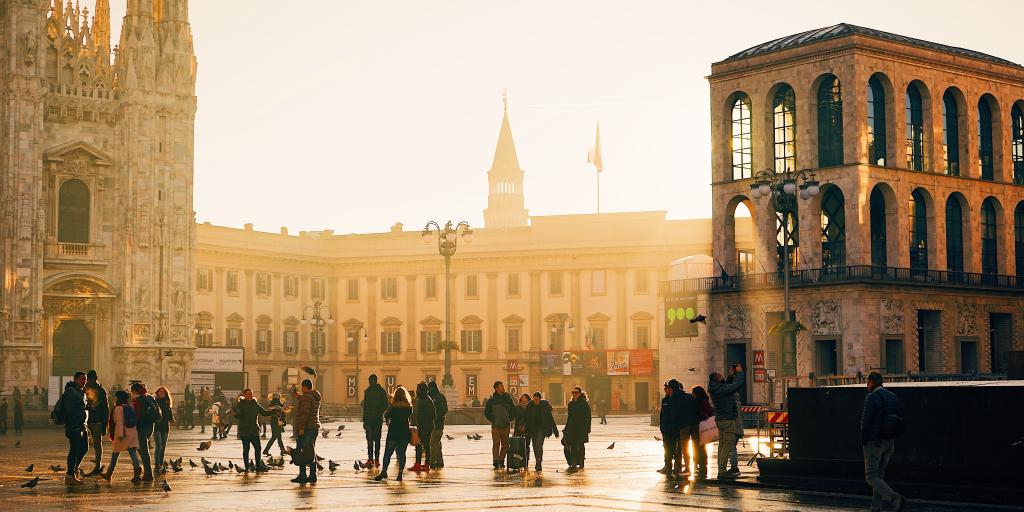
0, 0, 197, 393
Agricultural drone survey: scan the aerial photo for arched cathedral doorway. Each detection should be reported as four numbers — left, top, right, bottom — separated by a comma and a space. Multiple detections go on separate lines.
52, 319, 93, 376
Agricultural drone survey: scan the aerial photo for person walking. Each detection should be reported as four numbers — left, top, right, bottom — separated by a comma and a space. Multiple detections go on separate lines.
726, 375, 744, 476
427, 381, 448, 469
374, 386, 413, 482
675, 381, 700, 476
130, 382, 161, 482
1, 397, 8, 434
658, 381, 680, 475
409, 388, 424, 472
99, 390, 143, 484
221, 397, 237, 439
861, 372, 906, 512
13, 397, 24, 434
60, 372, 90, 486
513, 394, 530, 437
709, 364, 744, 480
182, 385, 194, 430
262, 393, 287, 457
233, 388, 274, 472
598, 399, 609, 425
208, 400, 223, 439
563, 386, 592, 471
692, 385, 713, 479
362, 374, 389, 468
483, 381, 516, 470
83, 370, 109, 476
198, 387, 211, 434
524, 391, 558, 472
153, 386, 174, 474
291, 379, 321, 484
414, 382, 435, 471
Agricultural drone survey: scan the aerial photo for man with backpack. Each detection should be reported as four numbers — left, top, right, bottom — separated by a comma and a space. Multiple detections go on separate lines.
861, 372, 906, 512
483, 380, 516, 469
83, 370, 109, 476
56, 372, 89, 486
131, 382, 162, 482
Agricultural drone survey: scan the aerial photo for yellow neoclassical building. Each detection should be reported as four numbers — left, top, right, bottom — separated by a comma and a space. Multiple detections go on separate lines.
193, 103, 751, 410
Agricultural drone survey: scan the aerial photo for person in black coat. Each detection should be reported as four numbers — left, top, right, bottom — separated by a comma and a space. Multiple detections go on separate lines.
413, 382, 435, 470
362, 374, 389, 467
374, 386, 412, 482
61, 372, 90, 486
524, 392, 559, 471
562, 386, 592, 471
673, 381, 700, 475
83, 369, 109, 476
658, 381, 680, 474
262, 393, 288, 457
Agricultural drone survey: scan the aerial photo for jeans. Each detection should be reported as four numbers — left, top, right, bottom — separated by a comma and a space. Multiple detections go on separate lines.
661, 435, 680, 469
715, 419, 738, 475
153, 429, 169, 469
491, 426, 510, 465
137, 427, 153, 477
0, 416, 7, 434
65, 428, 89, 476
419, 426, 433, 467
530, 432, 546, 465
89, 423, 105, 468
264, 427, 284, 455
297, 431, 318, 478
414, 440, 423, 464
679, 425, 699, 471
365, 421, 383, 460
863, 439, 900, 511
381, 435, 408, 473
429, 425, 444, 467
108, 448, 141, 474
240, 434, 262, 468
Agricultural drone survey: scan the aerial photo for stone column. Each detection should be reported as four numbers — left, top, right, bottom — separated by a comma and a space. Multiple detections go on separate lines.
529, 271, 541, 351
405, 275, 416, 359
616, 270, 627, 349
486, 272, 498, 358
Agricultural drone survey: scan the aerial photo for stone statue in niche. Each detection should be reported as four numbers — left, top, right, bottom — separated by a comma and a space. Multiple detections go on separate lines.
172, 287, 186, 323
154, 313, 166, 342
0, 310, 9, 341
23, 30, 36, 66
18, 193, 32, 240
3, 194, 16, 238
136, 284, 150, 309
155, 216, 167, 248
121, 311, 132, 343
17, 277, 32, 320
36, 199, 47, 240
174, 208, 185, 250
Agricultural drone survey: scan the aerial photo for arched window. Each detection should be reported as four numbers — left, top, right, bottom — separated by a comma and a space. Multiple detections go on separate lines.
772, 85, 796, 172
870, 188, 887, 267
1012, 104, 1023, 185
820, 187, 845, 267
981, 198, 998, 274
979, 98, 995, 181
816, 76, 843, 167
867, 76, 887, 166
776, 204, 799, 272
942, 91, 961, 176
1015, 202, 1024, 277
945, 196, 964, 272
730, 94, 752, 180
905, 86, 925, 171
909, 190, 928, 270
58, 179, 90, 244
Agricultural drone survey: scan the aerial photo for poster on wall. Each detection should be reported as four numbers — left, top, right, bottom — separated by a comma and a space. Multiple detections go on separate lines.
579, 351, 607, 377
664, 296, 699, 338
539, 352, 562, 375
607, 351, 630, 376
630, 349, 654, 376
518, 374, 529, 388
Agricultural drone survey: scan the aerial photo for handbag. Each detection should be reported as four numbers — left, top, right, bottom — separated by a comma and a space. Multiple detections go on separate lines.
410, 427, 421, 446
291, 443, 314, 465
698, 416, 719, 445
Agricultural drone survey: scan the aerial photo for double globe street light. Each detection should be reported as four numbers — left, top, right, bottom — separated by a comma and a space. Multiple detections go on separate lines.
300, 300, 334, 397
421, 220, 473, 394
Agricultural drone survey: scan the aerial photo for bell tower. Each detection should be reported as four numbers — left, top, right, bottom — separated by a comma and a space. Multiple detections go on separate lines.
483, 92, 528, 228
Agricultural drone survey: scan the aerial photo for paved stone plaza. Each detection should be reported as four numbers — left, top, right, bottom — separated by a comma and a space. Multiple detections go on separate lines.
0, 416, 1007, 511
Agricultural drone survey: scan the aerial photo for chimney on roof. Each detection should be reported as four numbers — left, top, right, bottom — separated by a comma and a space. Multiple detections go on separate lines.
280, 227, 289, 235
244, 223, 253, 231
390, 222, 403, 233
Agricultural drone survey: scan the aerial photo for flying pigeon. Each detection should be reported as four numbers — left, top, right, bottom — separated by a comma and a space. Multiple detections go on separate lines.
328, 460, 340, 471
25, 464, 34, 472
300, 365, 317, 377
466, 434, 473, 440
607, 442, 616, 450
21, 477, 39, 489
689, 314, 707, 324
161, 480, 171, 493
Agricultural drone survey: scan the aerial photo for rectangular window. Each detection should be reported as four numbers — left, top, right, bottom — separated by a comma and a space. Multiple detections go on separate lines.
226, 271, 239, 294
346, 330, 360, 356
506, 327, 521, 352
226, 328, 242, 348
425, 276, 437, 299
381, 277, 398, 300
737, 250, 755, 275
255, 273, 271, 296
346, 279, 359, 301
310, 330, 326, 356
311, 278, 325, 301
549, 324, 565, 351
507, 273, 520, 297
460, 329, 482, 353
420, 330, 440, 353
634, 270, 648, 294
589, 326, 606, 349
256, 328, 271, 353
466, 374, 478, 399
549, 271, 562, 296
283, 330, 298, 354
918, 310, 942, 373
382, 331, 401, 353
991, 313, 1013, 373
634, 325, 650, 349
465, 274, 478, 298
284, 276, 298, 298
591, 270, 607, 295
958, 338, 978, 374
196, 269, 211, 291
259, 374, 269, 399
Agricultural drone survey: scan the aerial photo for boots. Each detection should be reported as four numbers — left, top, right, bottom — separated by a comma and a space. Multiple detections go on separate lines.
99, 468, 113, 483
373, 470, 388, 481
64, 474, 84, 486
131, 467, 143, 483
86, 465, 102, 477
396, 465, 404, 482
408, 463, 422, 472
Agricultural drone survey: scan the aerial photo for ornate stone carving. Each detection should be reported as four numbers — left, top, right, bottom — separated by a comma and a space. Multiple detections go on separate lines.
174, 208, 185, 251
10, 362, 32, 381
724, 303, 751, 339
18, 194, 32, 240
13, 322, 33, 338
137, 203, 150, 247
880, 298, 904, 335
812, 300, 841, 336
167, 363, 184, 380
956, 303, 977, 336
133, 323, 151, 340
17, 277, 32, 320
23, 30, 36, 66
49, 279, 101, 295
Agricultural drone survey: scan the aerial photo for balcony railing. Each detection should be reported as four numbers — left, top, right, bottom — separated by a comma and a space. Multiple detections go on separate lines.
661, 265, 1024, 295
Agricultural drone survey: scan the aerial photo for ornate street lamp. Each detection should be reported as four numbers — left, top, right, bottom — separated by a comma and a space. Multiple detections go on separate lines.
749, 167, 819, 377
421, 220, 473, 393
301, 300, 334, 395
346, 326, 368, 403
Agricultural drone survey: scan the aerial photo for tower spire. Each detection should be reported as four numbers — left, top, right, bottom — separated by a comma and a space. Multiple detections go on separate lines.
93, 0, 111, 63
483, 91, 528, 229
491, 89, 521, 172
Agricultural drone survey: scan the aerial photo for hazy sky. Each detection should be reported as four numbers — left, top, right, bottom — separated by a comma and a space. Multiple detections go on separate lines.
104, 1, 1023, 234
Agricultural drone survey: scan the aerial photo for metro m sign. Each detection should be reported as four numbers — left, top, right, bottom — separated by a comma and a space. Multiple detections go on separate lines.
507, 360, 519, 372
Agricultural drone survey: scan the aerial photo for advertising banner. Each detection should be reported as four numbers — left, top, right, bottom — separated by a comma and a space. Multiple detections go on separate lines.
664, 296, 699, 338
578, 351, 606, 377
192, 348, 244, 372
539, 352, 562, 375
607, 350, 630, 376
630, 349, 654, 376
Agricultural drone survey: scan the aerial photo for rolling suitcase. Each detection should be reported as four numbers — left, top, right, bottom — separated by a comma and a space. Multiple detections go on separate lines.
506, 435, 529, 470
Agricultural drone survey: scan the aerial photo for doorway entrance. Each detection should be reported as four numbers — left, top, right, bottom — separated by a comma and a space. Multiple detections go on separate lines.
633, 381, 650, 412
725, 342, 748, 404
52, 320, 93, 377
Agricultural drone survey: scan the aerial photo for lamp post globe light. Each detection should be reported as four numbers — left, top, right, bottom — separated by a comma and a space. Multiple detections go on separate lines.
346, 326, 368, 403
748, 167, 819, 376
422, 220, 473, 401
301, 300, 334, 397
192, 326, 213, 346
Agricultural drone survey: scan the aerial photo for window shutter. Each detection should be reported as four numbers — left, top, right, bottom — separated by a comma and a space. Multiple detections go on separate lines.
420, 331, 427, 353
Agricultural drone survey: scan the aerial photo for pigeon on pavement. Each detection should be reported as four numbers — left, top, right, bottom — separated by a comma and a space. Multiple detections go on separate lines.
24, 464, 33, 472
21, 477, 39, 489
161, 480, 172, 493
607, 442, 616, 450
328, 460, 340, 471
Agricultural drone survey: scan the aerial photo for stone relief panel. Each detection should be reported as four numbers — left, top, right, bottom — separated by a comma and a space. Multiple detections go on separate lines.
724, 303, 751, 339
133, 324, 151, 341
880, 298, 904, 335
812, 300, 841, 336
956, 303, 977, 337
